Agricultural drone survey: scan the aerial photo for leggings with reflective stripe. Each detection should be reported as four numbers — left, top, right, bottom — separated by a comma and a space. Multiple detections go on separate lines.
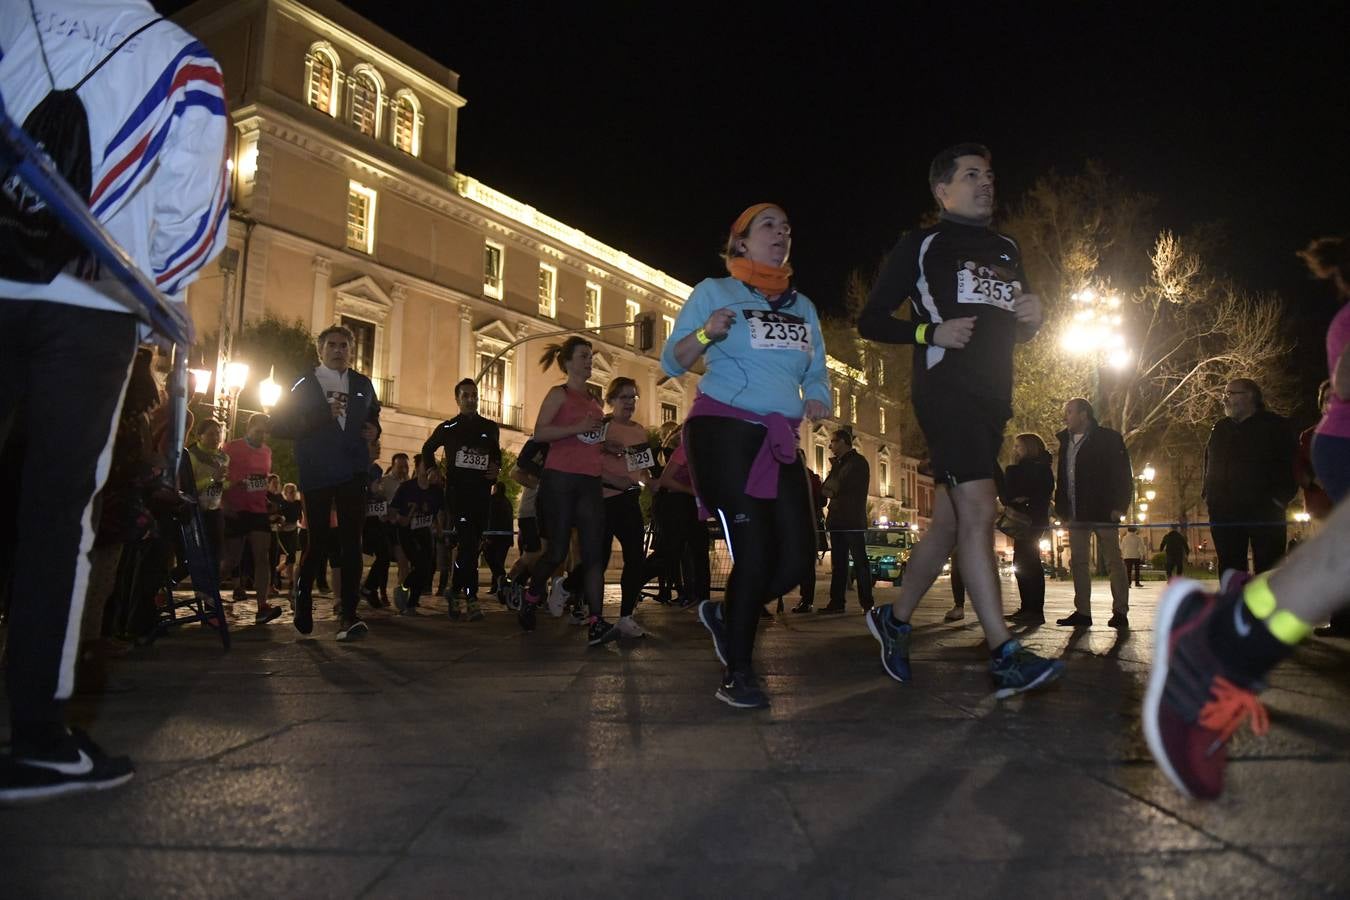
684, 416, 815, 672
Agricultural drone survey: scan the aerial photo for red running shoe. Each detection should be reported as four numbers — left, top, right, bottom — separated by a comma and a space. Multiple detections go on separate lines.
1143, 578, 1270, 800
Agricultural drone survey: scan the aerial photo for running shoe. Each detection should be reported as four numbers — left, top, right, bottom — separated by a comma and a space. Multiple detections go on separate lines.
567, 604, 588, 627
697, 600, 729, 667
505, 583, 523, 612
336, 616, 368, 642
990, 640, 1065, 698
547, 577, 570, 618
587, 616, 619, 646
1142, 578, 1269, 800
944, 604, 966, 622
864, 604, 912, 683
615, 615, 646, 638
361, 587, 384, 610
465, 598, 485, 622
447, 595, 462, 621
0, 728, 134, 806
518, 591, 540, 632
254, 605, 283, 625
393, 586, 409, 615
716, 669, 769, 709
293, 585, 314, 635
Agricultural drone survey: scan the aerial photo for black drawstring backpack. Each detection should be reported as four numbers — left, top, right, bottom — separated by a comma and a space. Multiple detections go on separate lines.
0, 2, 161, 283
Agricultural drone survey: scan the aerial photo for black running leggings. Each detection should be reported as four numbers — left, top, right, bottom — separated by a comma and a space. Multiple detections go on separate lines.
604, 490, 647, 617
529, 469, 605, 616
684, 416, 815, 672
399, 527, 435, 607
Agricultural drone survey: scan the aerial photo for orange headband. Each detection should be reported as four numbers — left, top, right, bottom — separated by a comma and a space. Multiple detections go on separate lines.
730, 202, 785, 240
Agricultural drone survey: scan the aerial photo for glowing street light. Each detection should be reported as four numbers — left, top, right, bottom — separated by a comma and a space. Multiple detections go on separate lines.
225, 361, 250, 393
189, 367, 212, 395
1141, 464, 1156, 483
1144, 489, 1156, 502
1038, 538, 1052, 553
259, 366, 282, 411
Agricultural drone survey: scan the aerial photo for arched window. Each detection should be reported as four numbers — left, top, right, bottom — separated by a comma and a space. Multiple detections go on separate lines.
349, 65, 385, 138
391, 90, 422, 156
305, 43, 341, 117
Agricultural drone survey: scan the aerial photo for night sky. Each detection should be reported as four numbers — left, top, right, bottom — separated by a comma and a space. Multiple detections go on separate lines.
168, 0, 1349, 398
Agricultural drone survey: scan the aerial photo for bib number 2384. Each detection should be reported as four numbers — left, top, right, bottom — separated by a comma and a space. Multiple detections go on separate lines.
744, 310, 810, 353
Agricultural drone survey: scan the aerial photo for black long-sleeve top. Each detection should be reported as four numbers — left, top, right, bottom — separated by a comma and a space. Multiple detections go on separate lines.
422, 413, 502, 499
857, 216, 1036, 415
1001, 457, 1055, 527
1203, 410, 1297, 517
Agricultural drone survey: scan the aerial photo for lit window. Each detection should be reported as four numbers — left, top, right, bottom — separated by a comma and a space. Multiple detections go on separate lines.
341, 315, 377, 374
879, 406, 886, 435
346, 181, 377, 254
661, 402, 678, 424
483, 241, 504, 299
349, 66, 383, 138
585, 281, 602, 331
625, 299, 641, 346
880, 461, 890, 497
538, 263, 557, 318
662, 315, 675, 343
391, 90, 422, 156
832, 387, 841, 417
306, 44, 340, 117
849, 393, 857, 424
815, 444, 826, 473
877, 357, 886, 386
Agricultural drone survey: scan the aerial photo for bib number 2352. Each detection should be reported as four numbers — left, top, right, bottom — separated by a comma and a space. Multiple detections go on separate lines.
744, 310, 811, 353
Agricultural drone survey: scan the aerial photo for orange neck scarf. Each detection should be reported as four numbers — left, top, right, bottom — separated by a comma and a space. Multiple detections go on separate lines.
726, 256, 792, 297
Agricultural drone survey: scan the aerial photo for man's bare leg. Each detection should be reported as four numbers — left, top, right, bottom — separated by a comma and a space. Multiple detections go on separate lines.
890, 486, 957, 619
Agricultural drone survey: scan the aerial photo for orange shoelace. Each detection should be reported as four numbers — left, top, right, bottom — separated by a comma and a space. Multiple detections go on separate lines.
1198, 676, 1270, 755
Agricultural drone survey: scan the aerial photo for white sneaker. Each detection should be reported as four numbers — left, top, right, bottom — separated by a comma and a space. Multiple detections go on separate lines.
615, 615, 646, 638
567, 606, 588, 626
547, 577, 570, 618
943, 605, 965, 622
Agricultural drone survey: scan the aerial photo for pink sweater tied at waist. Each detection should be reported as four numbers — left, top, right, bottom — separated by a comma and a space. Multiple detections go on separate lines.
684, 391, 801, 502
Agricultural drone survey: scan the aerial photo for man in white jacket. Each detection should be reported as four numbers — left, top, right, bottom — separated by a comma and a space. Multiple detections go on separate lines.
1120, 526, 1147, 589
0, 0, 228, 804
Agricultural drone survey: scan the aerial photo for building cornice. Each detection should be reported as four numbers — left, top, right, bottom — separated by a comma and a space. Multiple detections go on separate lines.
245, 103, 689, 313
272, 0, 466, 109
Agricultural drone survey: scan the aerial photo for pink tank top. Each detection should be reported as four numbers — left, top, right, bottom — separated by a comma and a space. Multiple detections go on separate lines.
601, 418, 653, 497
544, 386, 605, 476
222, 438, 272, 514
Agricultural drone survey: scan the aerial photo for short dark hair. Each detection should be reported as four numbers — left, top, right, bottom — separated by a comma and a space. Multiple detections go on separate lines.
316, 323, 354, 347
194, 417, 221, 436
831, 428, 854, 446
455, 378, 476, 398
928, 142, 992, 194
392, 452, 409, 465
605, 376, 638, 404
1067, 397, 1097, 423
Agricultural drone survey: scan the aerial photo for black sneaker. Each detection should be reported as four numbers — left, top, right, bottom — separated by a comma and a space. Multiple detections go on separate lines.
790, 600, 814, 614
697, 601, 729, 666
816, 603, 846, 616
716, 669, 769, 709
336, 616, 368, 642
518, 590, 541, 632
254, 605, 283, 625
1056, 611, 1093, 627
293, 585, 314, 635
587, 616, 619, 646
0, 728, 134, 805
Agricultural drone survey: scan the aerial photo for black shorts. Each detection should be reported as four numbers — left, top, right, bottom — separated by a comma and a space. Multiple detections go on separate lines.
913, 391, 1007, 486
225, 511, 272, 538
277, 529, 299, 558
517, 517, 540, 553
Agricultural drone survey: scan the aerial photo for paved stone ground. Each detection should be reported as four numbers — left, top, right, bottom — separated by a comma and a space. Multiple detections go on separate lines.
2, 573, 1349, 899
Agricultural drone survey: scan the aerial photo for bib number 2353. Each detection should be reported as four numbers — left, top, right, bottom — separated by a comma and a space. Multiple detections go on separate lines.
744, 310, 811, 353
957, 268, 1018, 311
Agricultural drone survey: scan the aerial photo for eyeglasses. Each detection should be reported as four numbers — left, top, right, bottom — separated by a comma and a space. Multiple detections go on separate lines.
1224, 390, 1251, 396
615, 393, 639, 402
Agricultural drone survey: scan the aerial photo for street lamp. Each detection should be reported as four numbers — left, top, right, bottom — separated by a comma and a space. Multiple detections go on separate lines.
259, 366, 281, 412
1061, 285, 1130, 409
224, 361, 250, 437
189, 367, 212, 396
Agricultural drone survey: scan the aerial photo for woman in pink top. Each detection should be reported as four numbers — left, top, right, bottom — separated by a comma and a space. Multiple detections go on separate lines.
1300, 235, 1350, 636
518, 336, 617, 645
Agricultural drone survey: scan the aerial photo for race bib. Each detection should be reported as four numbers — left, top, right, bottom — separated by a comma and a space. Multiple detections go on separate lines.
956, 265, 1019, 311
743, 310, 811, 352
367, 500, 387, 518
625, 444, 655, 472
411, 514, 433, 530
202, 483, 222, 510
455, 447, 490, 470
577, 421, 608, 445
245, 474, 268, 492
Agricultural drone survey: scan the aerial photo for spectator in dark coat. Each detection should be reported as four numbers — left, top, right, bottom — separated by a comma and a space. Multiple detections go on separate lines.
1160, 528, 1188, 579
1003, 433, 1054, 624
1054, 398, 1134, 629
1203, 378, 1297, 576
820, 430, 873, 614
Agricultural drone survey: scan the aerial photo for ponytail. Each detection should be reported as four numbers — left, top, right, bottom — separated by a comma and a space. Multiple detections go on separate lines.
539, 335, 592, 373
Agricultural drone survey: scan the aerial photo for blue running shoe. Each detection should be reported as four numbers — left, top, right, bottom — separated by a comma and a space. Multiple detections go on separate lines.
865, 605, 911, 683
698, 600, 729, 667
990, 640, 1065, 698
